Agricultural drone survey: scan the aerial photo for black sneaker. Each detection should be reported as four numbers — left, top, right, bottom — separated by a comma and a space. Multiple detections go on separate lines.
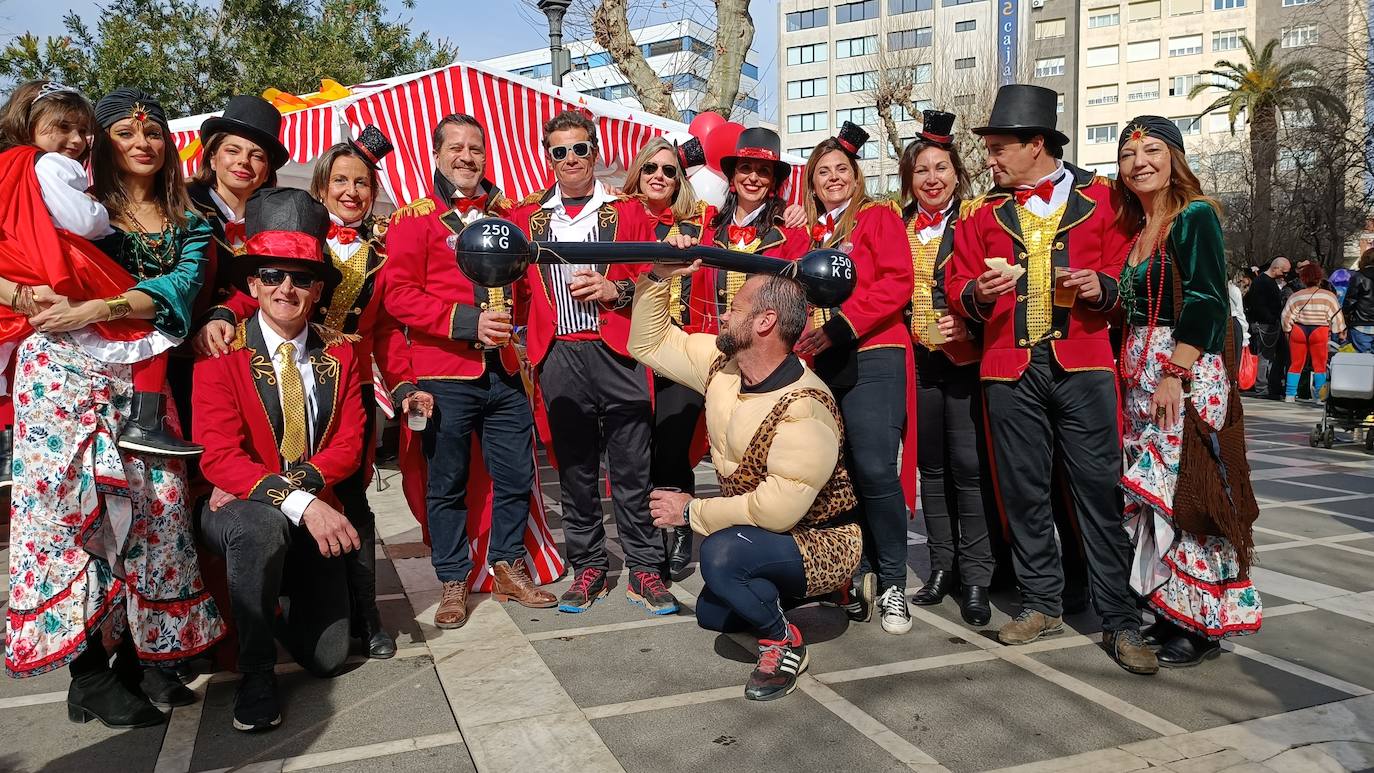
841, 572, 876, 622
233, 671, 282, 732
627, 570, 679, 615
118, 392, 204, 458
558, 567, 609, 613
745, 623, 808, 701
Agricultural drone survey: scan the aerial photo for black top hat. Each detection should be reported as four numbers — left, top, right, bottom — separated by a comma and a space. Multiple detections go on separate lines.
233, 187, 342, 292
834, 121, 869, 157
200, 95, 290, 170
919, 110, 956, 146
348, 125, 394, 170
720, 127, 791, 183
676, 136, 706, 171
972, 84, 1069, 147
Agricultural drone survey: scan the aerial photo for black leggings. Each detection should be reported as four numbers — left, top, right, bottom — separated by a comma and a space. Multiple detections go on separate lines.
695, 526, 808, 641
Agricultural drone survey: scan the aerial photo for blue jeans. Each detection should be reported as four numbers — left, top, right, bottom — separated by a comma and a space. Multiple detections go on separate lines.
696, 526, 808, 641
420, 369, 536, 582
1350, 328, 1374, 354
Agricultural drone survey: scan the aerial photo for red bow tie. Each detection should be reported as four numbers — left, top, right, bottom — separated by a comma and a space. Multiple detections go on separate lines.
913, 210, 944, 232
328, 222, 358, 245
811, 214, 836, 244
1014, 179, 1056, 206
223, 220, 246, 245
652, 208, 675, 227
727, 224, 757, 246
454, 194, 487, 215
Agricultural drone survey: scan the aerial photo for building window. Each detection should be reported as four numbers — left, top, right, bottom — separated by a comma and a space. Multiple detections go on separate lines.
1057, 93, 1065, 113
570, 52, 612, 70
955, 57, 976, 69
835, 0, 879, 23
785, 8, 829, 32
1212, 0, 1244, 9
1087, 124, 1119, 144
885, 174, 900, 192
1282, 24, 1317, 47
1089, 162, 1120, 178
515, 63, 552, 79
786, 77, 828, 100
1087, 45, 1120, 67
836, 106, 879, 126
787, 43, 828, 65
1169, 73, 1201, 96
742, 62, 760, 79
1034, 56, 1066, 77
1129, 0, 1161, 19
952, 93, 975, 105
889, 0, 934, 11
1088, 10, 1120, 27
641, 39, 685, 58
1212, 29, 1241, 51
787, 112, 828, 133
1034, 18, 1066, 38
942, 0, 985, 6
915, 63, 934, 83
955, 19, 977, 32
1169, 34, 1203, 56
739, 96, 760, 113
855, 143, 879, 159
587, 83, 634, 101
1172, 116, 1201, 135
1170, 0, 1203, 15
836, 35, 879, 58
893, 103, 917, 122
1208, 112, 1244, 132
888, 27, 933, 50
1127, 39, 1160, 61
790, 146, 814, 158
1087, 84, 1120, 105
1282, 0, 1314, 5
1127, 79, 1160, 100
835, 71, 878, 93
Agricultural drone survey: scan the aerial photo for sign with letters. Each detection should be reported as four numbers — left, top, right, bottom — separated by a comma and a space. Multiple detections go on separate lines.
998, 0, 1019, 86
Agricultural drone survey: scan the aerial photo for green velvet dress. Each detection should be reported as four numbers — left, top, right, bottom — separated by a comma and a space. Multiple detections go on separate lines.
95, 211, 212, 340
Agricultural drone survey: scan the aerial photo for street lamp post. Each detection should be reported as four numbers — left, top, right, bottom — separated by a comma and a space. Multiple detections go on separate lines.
537, 0, 573, 87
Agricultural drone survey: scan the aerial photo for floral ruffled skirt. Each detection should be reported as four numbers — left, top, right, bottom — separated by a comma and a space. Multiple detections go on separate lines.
1120, 326, 1262, 640
6, 333, 223, 677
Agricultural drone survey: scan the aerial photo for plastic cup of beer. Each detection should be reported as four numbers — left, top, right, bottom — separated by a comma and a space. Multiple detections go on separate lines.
1053, 268, 1078, 308
926, 308, 948, 345
407, 402, 428, 432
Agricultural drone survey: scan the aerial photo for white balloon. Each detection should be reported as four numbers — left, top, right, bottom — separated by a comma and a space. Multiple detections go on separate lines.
687, 166, 728, 209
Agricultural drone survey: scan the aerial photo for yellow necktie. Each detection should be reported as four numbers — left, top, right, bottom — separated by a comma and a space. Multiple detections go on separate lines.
277, 342, 307, 463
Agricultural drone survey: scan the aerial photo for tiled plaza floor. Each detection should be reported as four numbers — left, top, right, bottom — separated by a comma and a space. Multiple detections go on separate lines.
2, 397, 1374, 771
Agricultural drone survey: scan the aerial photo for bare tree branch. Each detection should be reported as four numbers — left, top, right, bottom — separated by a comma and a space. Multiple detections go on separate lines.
591, 0, 680, 119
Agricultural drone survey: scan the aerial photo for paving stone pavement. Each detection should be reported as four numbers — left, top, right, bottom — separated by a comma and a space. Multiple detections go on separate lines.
2, 397, 1374, 772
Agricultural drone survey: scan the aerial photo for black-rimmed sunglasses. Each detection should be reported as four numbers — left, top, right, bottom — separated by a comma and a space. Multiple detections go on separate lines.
640, 161, 678, 179
548, 141, 595, 161
256, 268, 320, 288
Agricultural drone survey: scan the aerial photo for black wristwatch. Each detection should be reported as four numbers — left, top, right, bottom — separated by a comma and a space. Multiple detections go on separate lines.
681, 500, 692, 527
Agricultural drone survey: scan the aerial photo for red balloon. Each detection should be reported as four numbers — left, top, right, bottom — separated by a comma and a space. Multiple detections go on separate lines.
688, 111, 725, 140
704, 122, 745, 172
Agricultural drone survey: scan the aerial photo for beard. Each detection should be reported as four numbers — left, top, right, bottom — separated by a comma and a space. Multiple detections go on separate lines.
716, 324, 752, 358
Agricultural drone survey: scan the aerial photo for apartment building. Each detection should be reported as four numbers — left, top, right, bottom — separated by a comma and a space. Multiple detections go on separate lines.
481, 20, 763, 124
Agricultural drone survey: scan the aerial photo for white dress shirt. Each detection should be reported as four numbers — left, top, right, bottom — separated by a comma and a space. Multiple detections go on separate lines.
208, 188, 246, 249
259, 320, 320, 525
34, 153, 111, 239
815, 201, 849, 244
326, 212, 365, 262
728, 204, 765, 247
543, 181, 620, 335
1017, 162, 1072, 218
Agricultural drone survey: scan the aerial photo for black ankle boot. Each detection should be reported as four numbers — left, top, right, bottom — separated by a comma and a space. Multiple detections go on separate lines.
1142, 618, 1181, 647
113, 636, 194, 708
1157, 631, 1222, 667
68, 645, 165, 729
960, 585, 992, 626
667, 526, 693, 582
118, 392, 204, 457
358, 608, 397, 659
910, 570, 957, 606
0, 426, 12, 488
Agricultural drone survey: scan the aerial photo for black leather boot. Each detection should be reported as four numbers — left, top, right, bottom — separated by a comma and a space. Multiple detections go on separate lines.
118, 392, 204, 457
358, 607, 397, 659
1157, 631, 1222, 667
667, 526, 693, 582
113, 636, 194, 708
68, 645, 165, 729
1142, 617, 1181, 647
910, 570, 957, 606
0, 426, 12, 488
960, 585, 992, 626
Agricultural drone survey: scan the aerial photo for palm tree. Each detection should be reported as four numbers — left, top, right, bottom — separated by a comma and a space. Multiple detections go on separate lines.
1191, 36, 1347, 263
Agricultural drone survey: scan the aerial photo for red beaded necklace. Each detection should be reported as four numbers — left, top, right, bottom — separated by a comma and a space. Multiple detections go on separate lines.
1120, 219, 1171, 385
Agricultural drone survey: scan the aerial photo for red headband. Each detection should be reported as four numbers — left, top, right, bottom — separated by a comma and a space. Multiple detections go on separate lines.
244, 231, 325, 262
736, 147, 779, 161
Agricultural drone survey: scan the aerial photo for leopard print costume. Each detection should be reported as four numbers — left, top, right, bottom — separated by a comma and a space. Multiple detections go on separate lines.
706, 356, 863, 597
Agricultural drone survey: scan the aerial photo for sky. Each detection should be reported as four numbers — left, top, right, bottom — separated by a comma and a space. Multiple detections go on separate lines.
2, 0, 782, 119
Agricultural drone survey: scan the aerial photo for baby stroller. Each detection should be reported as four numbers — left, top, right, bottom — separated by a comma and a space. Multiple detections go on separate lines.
1310, 351, 1374, 450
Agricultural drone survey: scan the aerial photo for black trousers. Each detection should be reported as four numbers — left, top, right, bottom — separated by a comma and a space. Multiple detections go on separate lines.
651, 374, 704, 495
421, 368, 536, 582
983, 344, 1138, 632
1252, 322, 1285, 398
915, 348, 995, 586
832, 347, 909, 593
540, 340, 662, 573
196, 499, 350, 676
335, 385, 379, 621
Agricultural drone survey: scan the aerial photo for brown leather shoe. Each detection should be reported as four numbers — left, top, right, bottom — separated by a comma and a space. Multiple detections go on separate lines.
434, 579, 470, 629
491, 559, 557, 608
1105, 628, 1160, 675
998, 609, 1064, 645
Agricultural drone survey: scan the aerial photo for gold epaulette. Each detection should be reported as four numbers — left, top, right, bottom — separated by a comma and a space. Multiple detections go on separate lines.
516, 191, 545, 208
311, 323, 363, 347
390, 197, 436, 222
860, 199, 902, 216
1092, 175, 1114, 188
490, 194, 514, 216
959, 194, 990, 220
367, 213, 389, 239
691, 199, 710, 223
228, 321, 249, 352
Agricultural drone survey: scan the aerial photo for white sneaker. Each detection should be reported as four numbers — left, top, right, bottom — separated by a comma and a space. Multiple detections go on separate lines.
878, 585, 913, 634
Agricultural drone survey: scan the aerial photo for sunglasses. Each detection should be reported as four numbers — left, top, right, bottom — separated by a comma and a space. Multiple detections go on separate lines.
640, 161, 678, 179
548, 141, 595, 162
255, 268, 320, 288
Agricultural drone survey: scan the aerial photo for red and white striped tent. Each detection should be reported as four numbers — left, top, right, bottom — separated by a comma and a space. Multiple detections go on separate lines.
168, 60, 805, 213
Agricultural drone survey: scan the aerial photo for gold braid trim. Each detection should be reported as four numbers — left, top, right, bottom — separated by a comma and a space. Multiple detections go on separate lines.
310, 323, 362, 347
390, 198, 436, 223
227, 321, 249, 352
516, 191, 545, 208
859, 199, 901, 216
959, 194, 990, 221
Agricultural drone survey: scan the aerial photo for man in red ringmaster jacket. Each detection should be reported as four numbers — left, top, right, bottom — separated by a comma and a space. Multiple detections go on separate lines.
192, 188, 365, 734
504, 109, 678, 617
947, 84, 1157, 676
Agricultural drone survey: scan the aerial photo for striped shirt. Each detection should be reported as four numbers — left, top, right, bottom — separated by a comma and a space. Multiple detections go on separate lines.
1282, 288, 1346, 335
542, 183, 619, 335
